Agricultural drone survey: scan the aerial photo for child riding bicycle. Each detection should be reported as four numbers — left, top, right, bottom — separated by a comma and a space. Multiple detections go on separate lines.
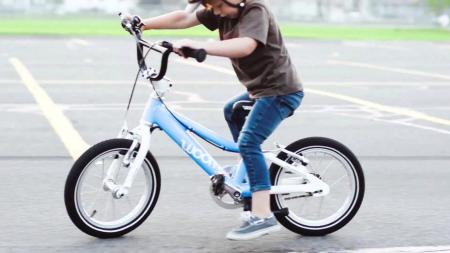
122, 0, 304, 240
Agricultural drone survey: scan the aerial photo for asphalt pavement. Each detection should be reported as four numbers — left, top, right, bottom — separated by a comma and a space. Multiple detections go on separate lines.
1, 37, 450, 252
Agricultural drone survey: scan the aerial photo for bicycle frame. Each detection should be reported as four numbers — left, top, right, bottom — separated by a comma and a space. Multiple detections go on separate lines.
103, 87, 330, 200
100, 33, 329, 201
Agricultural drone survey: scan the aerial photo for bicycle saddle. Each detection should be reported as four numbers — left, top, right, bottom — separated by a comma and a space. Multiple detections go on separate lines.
231, 100, 255, 132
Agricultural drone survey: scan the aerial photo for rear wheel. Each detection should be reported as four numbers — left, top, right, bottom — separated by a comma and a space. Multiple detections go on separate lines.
270, 137, 364, 236
64, 138, 160, 238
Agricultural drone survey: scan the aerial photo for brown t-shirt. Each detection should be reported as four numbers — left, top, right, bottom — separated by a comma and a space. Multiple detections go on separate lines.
196, 0, 303, 98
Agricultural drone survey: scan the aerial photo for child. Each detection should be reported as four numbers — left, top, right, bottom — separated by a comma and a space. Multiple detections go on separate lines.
130, 0, 304, 240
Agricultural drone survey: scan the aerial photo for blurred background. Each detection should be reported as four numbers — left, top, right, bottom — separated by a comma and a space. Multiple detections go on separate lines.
1, 0, 450, 26
1, 1, 450, 253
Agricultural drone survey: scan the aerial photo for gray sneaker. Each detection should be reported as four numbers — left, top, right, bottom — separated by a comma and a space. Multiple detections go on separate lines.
226, 213, 281, 241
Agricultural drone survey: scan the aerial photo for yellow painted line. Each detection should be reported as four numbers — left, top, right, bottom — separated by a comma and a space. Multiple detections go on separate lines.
307, 88, 450, 127
328, 59, 450, 81
9, 57, 89, 160
176, 59, 450, 127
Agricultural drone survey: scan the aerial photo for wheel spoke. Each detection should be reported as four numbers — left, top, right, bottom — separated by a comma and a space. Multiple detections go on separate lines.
316, 152, 324, 173
81, 189, 101, 196
102, 158, 105, 178
111, 198, 117, 220
273, 142, 362, 229
86, 190, 104, 218
308, 161, 315, 174
125, 195, 134, 209
329, 174, 347, 188
101, 195, 111, 221
92, 174, 104, 180
73, 145, 158, 231
320, 159, 334, 178
114, 160, 122, 182
82, 184, 101, 192
316, 197, 324, 219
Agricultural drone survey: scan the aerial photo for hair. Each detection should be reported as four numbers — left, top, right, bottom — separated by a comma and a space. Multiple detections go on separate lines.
200, 0, 217, 10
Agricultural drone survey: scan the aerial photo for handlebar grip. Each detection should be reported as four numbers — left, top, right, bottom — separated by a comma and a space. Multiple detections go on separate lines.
181, 47, 207, 63
161, 41, 173, 51
119, 13, 143, 34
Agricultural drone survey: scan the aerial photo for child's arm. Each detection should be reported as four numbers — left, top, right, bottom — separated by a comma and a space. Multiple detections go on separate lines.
141, 10, 200, 30
174, 38, 258, 59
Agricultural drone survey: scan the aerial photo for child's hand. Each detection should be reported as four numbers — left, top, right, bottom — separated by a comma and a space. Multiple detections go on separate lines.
173, 39, 198, 58
119, 13, 144, 34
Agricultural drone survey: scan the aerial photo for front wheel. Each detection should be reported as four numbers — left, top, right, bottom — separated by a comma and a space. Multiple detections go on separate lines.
64, 138, 161, 238
270, 137, 365, 236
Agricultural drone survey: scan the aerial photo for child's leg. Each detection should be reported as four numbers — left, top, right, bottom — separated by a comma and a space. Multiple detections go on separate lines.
251, 190, 271, 218
237, 96, 281, 217
238, 92, 304, 218
223, 92, 251, 142
226, 92, 304, 240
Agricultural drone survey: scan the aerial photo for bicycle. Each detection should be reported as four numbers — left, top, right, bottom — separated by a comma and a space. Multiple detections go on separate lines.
64, 15, 365, 238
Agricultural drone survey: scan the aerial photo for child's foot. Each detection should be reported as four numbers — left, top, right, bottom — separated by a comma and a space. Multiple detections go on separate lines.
226, 213, 281, 240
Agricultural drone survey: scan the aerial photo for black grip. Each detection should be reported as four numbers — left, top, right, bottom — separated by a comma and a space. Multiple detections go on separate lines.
181, 47, 207, 62
161, 41, 174, 51
119, 13, 143, 34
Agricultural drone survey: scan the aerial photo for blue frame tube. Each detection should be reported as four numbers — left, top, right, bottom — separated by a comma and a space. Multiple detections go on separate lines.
143, 98, 252, 197
144, 99, 231, 176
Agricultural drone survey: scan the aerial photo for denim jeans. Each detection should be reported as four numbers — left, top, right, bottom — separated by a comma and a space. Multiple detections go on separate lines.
223, 91, 304, 192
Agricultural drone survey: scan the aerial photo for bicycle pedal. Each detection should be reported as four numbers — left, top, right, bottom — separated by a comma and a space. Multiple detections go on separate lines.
273, 207, 289, 217
210, 174, 225, 196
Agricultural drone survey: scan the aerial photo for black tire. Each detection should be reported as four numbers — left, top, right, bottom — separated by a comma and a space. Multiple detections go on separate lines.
270, 137, 365, 236
64, 138, 161, 238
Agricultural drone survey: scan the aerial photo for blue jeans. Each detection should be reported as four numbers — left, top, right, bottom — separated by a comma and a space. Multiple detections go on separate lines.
223, 91, 304, 192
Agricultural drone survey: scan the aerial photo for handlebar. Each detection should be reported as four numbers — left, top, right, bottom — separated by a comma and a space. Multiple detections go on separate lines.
118, 13, 207, 81
181, 47, 207, 63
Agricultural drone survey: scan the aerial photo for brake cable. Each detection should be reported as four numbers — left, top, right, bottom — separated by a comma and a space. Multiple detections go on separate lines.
121, 44, 152, 123
122, 37, 175, 133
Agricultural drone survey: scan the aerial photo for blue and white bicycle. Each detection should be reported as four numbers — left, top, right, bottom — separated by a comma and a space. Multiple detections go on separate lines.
64, 16, 365, 238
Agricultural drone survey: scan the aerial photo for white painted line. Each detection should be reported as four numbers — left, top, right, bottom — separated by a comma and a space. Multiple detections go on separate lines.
303, 81, 450, 87
308, 88, 450, 127
3, 102, 449, 134
439, 44, 450, 50
66, 38, 91, 50
342, 41, 409, 51
0, 80, 237, 85
285, 42, 303, 48
2, 79, 450, 87
175, 58, 235, 75
394, 120, 450, 135
328, 245, 450, 253
336, 109, 450, 135
175, 59, 450, 128
9, 58, 89, 160
172, 90, 207, 102
70, 38, 90, 46
328, 59, 450, 81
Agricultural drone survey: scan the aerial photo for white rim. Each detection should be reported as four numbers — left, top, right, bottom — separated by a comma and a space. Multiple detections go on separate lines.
74, 148, 157, 232
275, 146, 359, 229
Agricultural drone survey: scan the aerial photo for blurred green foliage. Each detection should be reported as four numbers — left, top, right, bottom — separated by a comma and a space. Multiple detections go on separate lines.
0, 18, 450, 41
427, 0, 450, 13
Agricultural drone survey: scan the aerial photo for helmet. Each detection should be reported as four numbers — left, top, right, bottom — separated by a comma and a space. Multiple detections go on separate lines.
188, 0, 246, 9
188, 0, 205, 4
